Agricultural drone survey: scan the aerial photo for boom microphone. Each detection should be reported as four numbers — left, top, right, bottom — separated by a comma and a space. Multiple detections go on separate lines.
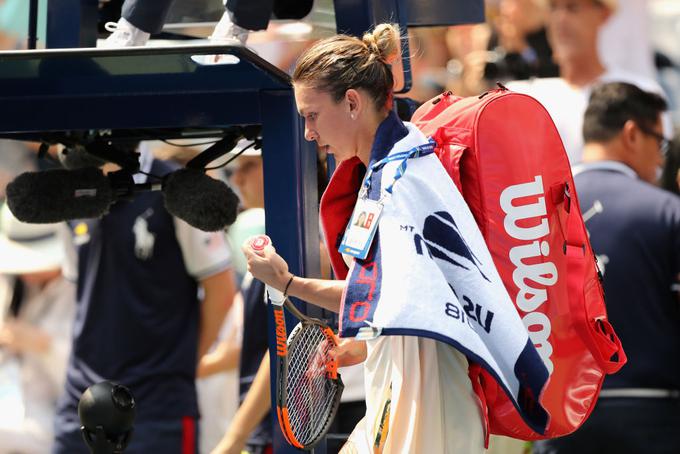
6, 167, 114, 223
6, 167, 240, 232
162, 168, 239, 232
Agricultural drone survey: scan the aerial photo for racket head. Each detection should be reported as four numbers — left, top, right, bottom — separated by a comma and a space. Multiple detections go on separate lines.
276, 320, 344, 450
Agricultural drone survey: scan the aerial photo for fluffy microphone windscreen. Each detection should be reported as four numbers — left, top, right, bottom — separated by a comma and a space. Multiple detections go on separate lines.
163, 168, 239, 232
6, 167, 114, 223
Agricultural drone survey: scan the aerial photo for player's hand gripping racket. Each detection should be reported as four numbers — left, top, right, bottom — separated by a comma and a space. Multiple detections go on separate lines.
249, 236, 344, 450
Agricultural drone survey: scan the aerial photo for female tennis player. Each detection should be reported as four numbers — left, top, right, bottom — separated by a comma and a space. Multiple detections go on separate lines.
242, 23, 486, 453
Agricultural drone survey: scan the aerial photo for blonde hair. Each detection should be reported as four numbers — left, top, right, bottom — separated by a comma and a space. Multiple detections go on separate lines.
292, 23, 401, 111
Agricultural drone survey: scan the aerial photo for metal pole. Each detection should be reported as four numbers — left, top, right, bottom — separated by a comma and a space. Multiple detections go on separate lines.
28, 0, 39, 49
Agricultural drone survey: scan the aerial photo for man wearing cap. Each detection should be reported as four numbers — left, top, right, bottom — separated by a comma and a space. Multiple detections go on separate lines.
0, 204, 75, 454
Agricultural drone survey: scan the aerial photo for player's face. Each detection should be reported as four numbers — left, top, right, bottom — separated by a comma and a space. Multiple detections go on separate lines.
294, 82, 357, 162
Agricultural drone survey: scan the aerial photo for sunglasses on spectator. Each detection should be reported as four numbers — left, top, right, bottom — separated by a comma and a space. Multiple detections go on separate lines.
637, 125, 672, 156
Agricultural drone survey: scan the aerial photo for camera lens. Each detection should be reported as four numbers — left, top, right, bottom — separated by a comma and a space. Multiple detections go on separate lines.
111, 385, 135, 411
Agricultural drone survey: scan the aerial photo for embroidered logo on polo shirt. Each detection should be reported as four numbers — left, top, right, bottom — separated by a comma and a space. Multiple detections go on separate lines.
73, 222, 91, 246
133, 209, 155, 260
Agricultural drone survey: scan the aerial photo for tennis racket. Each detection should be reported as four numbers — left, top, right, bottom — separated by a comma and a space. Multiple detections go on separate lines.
249, 236, 344, 450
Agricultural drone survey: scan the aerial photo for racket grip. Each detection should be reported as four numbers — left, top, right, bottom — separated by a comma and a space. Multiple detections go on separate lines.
266, 285, 285, 306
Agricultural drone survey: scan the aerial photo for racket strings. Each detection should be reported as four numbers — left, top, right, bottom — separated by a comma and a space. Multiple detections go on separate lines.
285, 324, 341, 446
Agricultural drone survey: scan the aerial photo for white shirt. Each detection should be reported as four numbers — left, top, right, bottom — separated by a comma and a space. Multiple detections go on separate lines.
508, 69, 671, 164
347, 336, 484, 453
599, 0, 656, 80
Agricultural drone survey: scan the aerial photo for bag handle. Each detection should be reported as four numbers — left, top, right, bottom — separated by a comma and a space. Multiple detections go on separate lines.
562, 189, 627, 374
566, 243, 626, 373
593, 318, 627, 373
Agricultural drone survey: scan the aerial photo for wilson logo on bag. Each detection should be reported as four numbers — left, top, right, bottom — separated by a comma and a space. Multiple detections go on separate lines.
500, 176, 557, 374
411, 87, 627, 440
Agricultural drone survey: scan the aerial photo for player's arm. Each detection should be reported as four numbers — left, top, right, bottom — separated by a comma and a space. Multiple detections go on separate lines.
197, 332, 241, 377
198, 267, 237, 359
197, 291, 243, 377
197, 291, 242, 377
242, 240, 345, 313
210, 352, 272, 454
283, 275, 345, 313
334, 338, 368, 367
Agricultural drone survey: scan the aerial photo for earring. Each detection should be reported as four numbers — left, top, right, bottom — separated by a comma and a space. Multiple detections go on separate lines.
350, 113, 355, 120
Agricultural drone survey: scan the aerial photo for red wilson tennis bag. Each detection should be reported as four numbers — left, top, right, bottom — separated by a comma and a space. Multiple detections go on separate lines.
411, 87, 627, 439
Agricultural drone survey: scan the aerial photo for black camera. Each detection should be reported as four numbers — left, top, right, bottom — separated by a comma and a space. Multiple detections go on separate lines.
79, 381, 136, 454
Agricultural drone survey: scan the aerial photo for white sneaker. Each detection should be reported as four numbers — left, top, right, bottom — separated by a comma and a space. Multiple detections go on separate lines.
210, 10, 249, 45
191, 11, 252, 65
101, 17, 150, 48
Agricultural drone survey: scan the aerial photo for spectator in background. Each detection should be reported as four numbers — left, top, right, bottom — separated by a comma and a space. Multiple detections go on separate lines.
194, 139, 273, 454
453, 0, 558, 97
224, 140, 265, 285
198, 139, 269, 454
485, 0, 559, 81
445, 23, 493, 96
404, 27, 452, 101
0, 204, 75, 454
534, 82, 680, 453
507, 0, 669, 164
53, 143, 237, 454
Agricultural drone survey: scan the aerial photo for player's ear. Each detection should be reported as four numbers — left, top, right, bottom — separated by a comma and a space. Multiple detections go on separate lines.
345, 89, 363, 119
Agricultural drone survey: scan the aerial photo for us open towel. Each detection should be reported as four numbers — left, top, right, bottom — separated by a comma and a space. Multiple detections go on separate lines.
340, 123, 550, 434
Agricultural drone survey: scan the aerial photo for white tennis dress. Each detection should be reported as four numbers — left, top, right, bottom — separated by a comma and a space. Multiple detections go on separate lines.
344, 335, 485, 453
